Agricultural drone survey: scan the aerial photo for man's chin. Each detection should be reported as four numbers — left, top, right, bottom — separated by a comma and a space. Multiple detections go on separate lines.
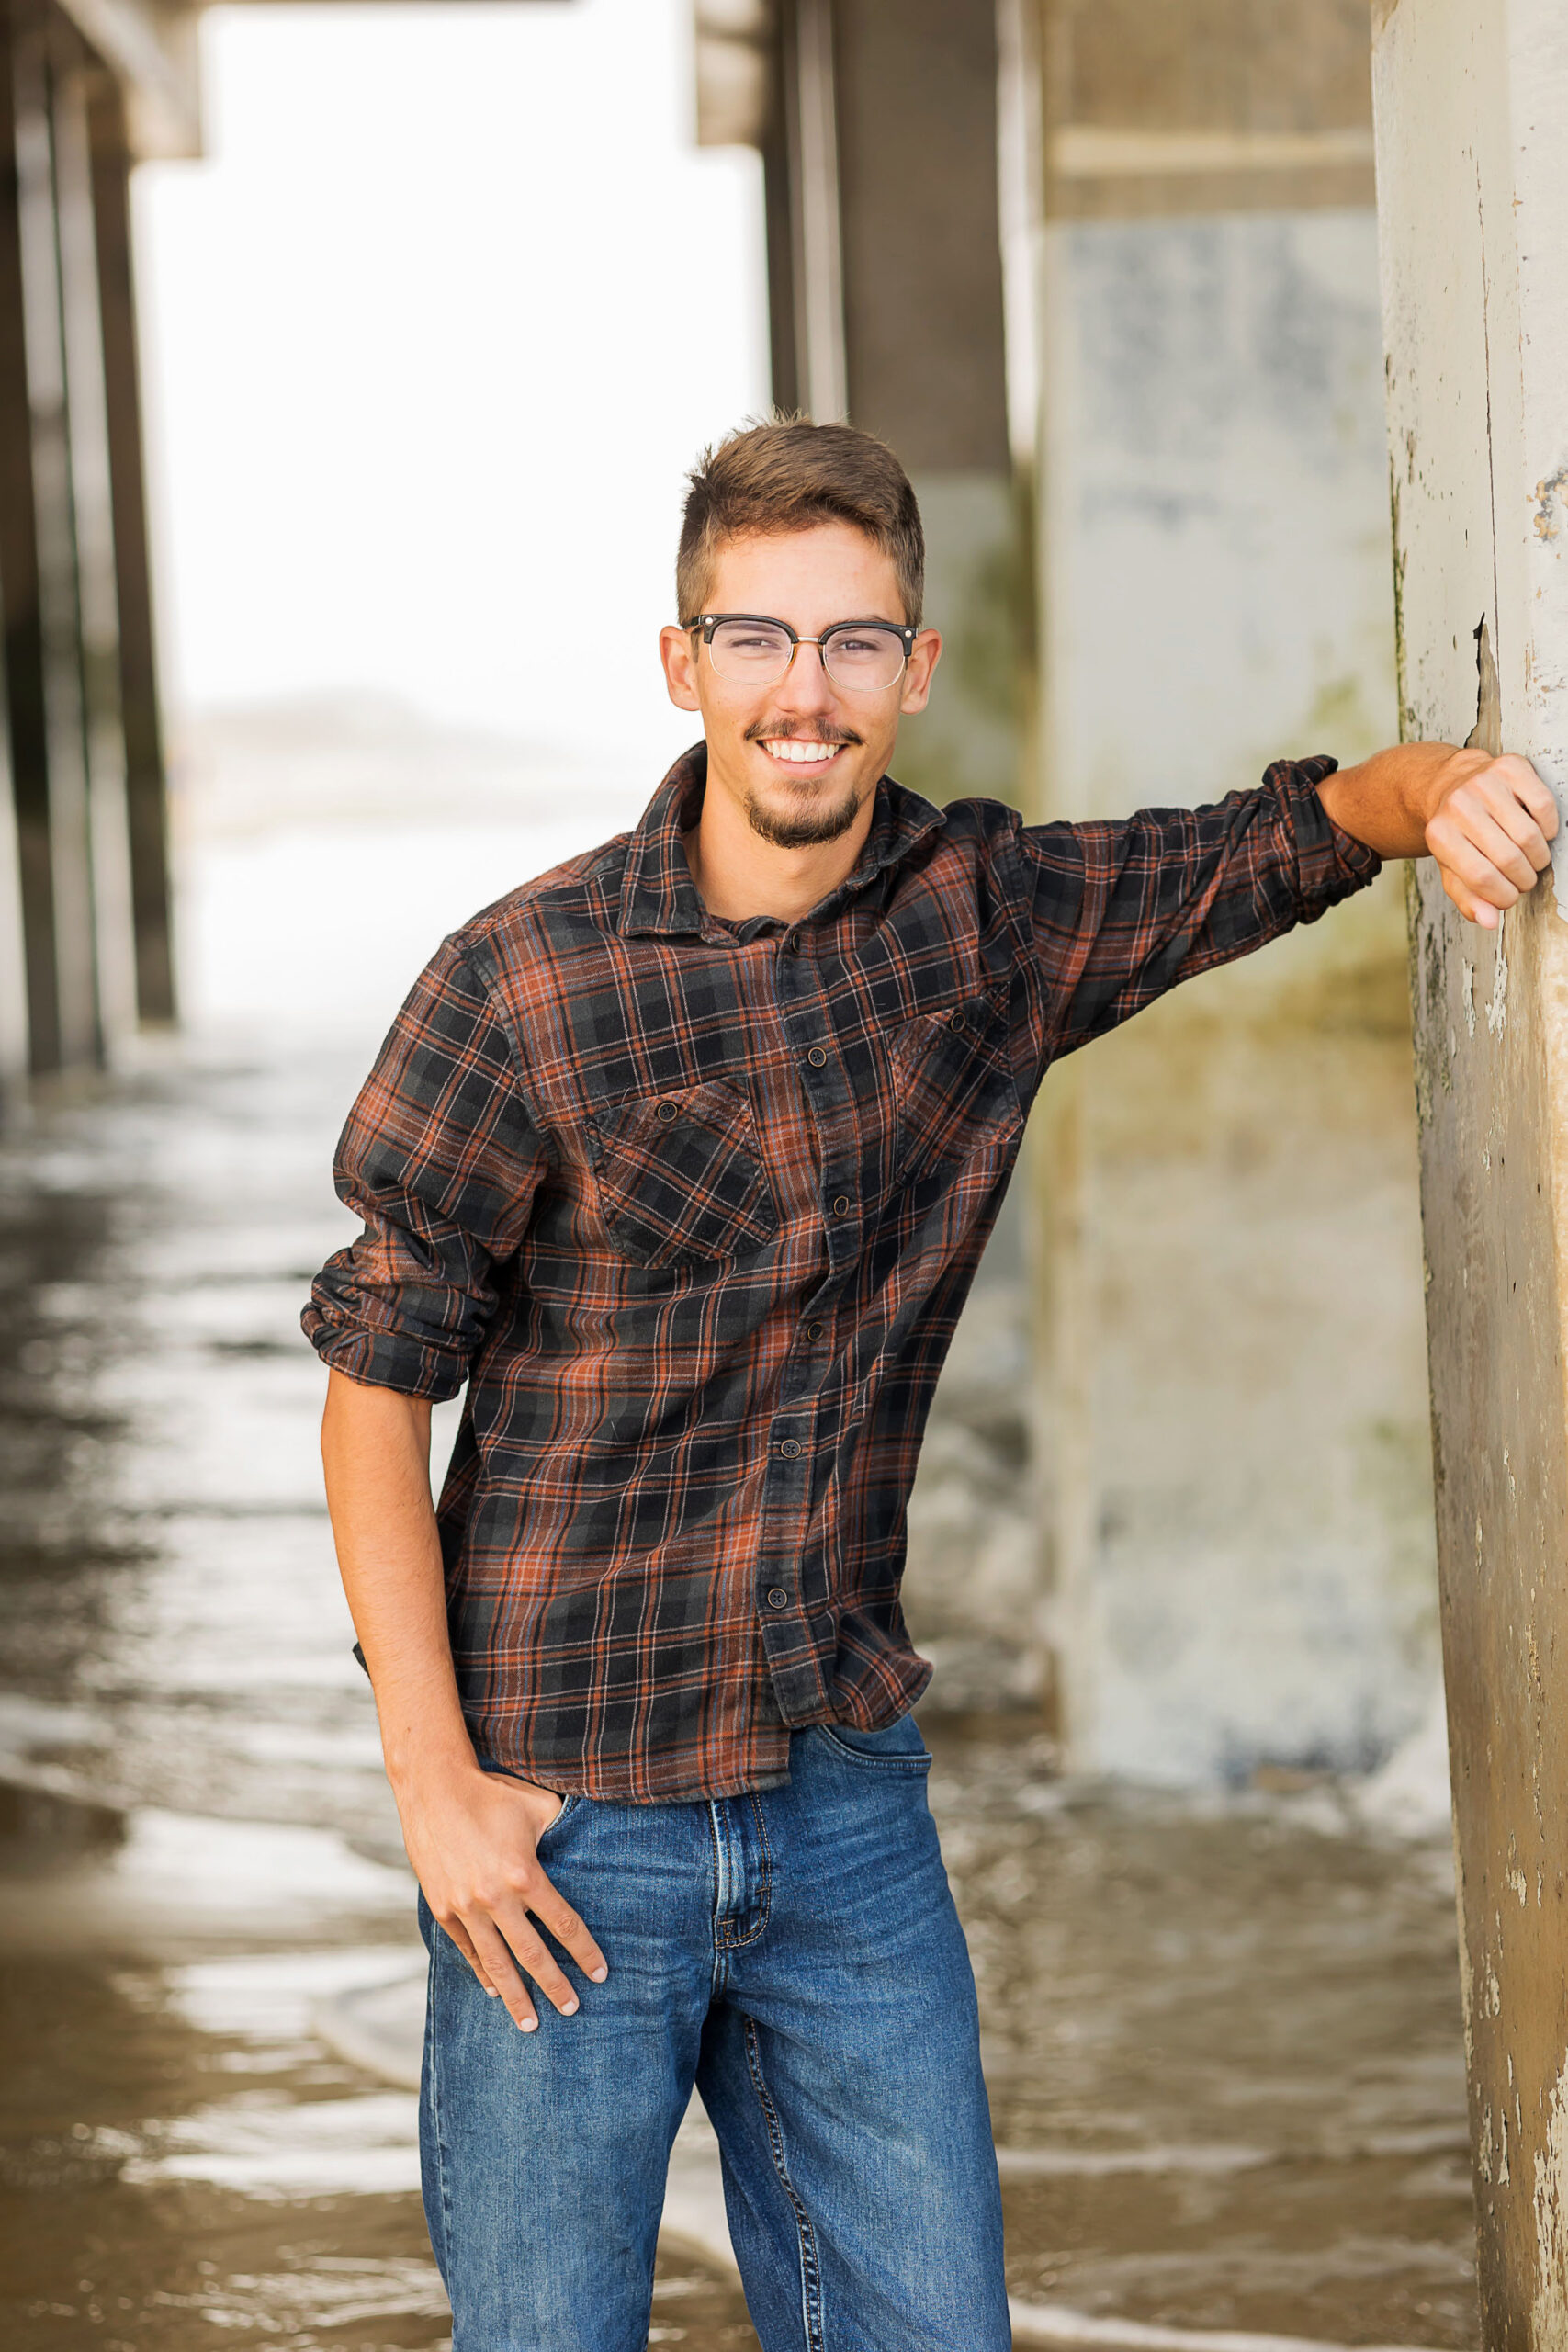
743, 777, 865, 849
740, 752, 870, 850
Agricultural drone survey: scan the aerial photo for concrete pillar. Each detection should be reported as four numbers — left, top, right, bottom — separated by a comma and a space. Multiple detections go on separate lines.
0, 0, 119, 1075
1001, 0, 1437, 1776
88, 69, 173, 1027
0, 0, 66, 1073
52, 35, 139, 1052
829, 0, 1018, 813
698, 1, 1019, 806
1371, 4, 1568, 2338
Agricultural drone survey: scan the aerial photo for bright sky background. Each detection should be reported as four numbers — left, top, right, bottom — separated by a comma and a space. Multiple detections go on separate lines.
133, 0, 769, 767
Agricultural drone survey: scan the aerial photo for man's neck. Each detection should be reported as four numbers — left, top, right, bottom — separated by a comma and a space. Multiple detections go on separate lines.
682, 770, 879, 924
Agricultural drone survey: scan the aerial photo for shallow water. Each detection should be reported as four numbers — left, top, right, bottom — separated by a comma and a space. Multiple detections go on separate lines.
0, 1038, 1476, 2350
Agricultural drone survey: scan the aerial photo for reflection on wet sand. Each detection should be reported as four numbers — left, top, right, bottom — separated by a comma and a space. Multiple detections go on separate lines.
0, 1045, 1475, 2350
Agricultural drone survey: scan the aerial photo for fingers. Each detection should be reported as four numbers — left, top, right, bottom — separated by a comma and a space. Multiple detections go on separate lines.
527, 1864, 610, 1989
1430, 800, 1539, 897
1438, 867, 1501, 930
441, 1913, 502, 1998
434, 1869, 607, 2035
1495, 752, 1561, 841
1429, 756, 1561, 923
467, 1916, 542, 2032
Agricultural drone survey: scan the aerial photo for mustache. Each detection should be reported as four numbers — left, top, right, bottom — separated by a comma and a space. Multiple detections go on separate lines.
743, 719, 863, 748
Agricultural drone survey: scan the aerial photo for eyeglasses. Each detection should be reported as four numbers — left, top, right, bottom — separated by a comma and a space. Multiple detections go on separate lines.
685, 612, 917, 694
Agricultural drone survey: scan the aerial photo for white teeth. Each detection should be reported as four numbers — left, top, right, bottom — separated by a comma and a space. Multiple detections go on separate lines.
762, 739, 840, 764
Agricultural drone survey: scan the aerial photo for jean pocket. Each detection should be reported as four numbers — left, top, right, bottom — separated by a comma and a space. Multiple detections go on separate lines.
534, 1792, 581, 1847
478, 1759, 581, 1848
819, 1715, 932, 1772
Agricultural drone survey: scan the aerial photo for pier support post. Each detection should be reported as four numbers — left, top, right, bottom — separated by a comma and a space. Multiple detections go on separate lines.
1371, 3, 1568, 2339
87, 71, 172, 1026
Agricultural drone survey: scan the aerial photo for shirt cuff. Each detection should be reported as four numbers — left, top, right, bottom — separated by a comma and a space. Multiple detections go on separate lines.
1269, 752, 1383, 910
299, 1302, 468, 1402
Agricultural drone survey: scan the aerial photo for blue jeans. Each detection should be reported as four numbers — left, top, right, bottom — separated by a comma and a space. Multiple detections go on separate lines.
417, 1714, 1010, 2351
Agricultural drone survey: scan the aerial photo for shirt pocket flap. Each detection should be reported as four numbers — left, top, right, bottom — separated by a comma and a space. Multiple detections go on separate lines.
886, 987, 1021, 1185
588, 1076, 779, 1271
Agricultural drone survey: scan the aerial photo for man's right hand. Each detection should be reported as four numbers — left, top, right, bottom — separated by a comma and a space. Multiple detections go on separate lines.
394, 1761, 608, 2031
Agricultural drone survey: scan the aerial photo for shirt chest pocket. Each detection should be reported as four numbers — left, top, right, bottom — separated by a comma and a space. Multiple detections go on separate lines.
587, 1076, 780, 1271
886, 989, 1022, 1188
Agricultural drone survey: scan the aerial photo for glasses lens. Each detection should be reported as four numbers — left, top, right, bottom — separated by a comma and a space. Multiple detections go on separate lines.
822, 626, 907, 692
708, 619, 794, 682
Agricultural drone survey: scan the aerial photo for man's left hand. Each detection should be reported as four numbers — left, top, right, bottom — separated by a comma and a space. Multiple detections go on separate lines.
1319, 741, 1560, 929
1423, 748, 1559, 930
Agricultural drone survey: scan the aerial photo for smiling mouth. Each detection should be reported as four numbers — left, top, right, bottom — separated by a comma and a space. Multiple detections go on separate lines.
751, 732, 858, 771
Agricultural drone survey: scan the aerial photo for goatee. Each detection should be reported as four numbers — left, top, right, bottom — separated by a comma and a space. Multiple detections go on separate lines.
744, 781, 864, 848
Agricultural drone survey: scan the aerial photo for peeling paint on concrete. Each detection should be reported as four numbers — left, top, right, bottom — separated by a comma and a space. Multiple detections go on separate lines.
1461, 959, 1476, 1037
1531, 2057, 1568, 2342
1533, 465, 1568, 542
1485, 924, 1508, 1037
1465, 614, 1502, 758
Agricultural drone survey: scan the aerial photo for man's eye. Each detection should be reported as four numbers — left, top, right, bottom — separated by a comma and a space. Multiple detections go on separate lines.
716, 628, 787, 657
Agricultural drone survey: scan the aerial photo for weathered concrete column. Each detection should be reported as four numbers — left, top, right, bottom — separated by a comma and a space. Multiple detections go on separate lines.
0, 0, 69, 1073
52, 34, 140, 1052
87, 70, 175, 1027
1371, 4, 1568, 2338
1000, 0, 1437, 1777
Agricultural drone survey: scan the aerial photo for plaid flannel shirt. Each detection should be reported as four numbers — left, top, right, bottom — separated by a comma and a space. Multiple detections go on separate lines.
303, 745, 1379, 1801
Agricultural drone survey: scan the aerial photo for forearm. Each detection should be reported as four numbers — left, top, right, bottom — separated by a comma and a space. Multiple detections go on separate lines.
1315, 740, 1456, 858
320, 1367, 474, 1794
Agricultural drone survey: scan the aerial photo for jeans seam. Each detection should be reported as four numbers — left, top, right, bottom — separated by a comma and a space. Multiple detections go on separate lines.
706, 1801, 732, 1988
426, 1931, 455, 2287
744, 2013, 824, 2352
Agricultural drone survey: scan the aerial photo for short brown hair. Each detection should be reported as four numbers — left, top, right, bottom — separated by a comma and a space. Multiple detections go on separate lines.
677, 414, 924, 628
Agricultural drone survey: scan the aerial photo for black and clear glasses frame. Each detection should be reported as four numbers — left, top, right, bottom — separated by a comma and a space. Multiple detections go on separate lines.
685, 612, 919, 694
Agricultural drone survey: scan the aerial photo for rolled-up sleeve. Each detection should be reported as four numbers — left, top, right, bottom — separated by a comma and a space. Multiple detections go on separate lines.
301, 938, 547, 1400
1012, 753, 1382, 1059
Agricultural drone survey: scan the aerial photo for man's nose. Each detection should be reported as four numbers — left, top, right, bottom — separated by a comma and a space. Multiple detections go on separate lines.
772, 641, 836, 714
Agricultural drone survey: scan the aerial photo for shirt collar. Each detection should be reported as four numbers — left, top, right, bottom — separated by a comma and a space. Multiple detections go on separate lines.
617, 741, 948, 940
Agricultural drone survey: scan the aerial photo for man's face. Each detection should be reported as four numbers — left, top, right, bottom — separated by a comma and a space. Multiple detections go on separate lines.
660, 522, 941, 848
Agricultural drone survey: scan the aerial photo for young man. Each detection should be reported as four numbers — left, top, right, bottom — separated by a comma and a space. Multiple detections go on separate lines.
306, 418, 1555, 2352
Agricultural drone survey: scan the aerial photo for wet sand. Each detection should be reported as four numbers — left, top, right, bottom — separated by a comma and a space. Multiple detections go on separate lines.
0, 1040, 1475, 2350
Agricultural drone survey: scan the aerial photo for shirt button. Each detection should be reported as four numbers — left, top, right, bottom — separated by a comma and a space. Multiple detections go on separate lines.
656, 1101, 678, 1122
832, 1194, 851, 1217
767, 1587, 792, 1610
807, 1046, 828, 1068
778, 1439, 801, 1458
951, 1009, 966, 1032
788, 935, 802, 955
806, 1320, 825, 1341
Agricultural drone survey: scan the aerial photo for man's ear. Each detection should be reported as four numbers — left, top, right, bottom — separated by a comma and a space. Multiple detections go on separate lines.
660, 624, 702, 714
898, 629, 942, 717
